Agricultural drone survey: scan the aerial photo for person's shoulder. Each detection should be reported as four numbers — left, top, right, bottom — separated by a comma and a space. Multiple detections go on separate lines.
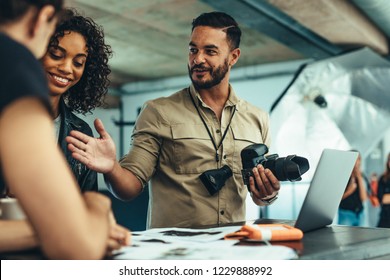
0, 33, 24, 58
0, 34, 49, 111
0, 34, 38, 67
1, 35, 41, 77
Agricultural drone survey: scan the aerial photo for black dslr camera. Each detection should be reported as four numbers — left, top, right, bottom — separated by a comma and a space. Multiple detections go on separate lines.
241, 144, 310, 190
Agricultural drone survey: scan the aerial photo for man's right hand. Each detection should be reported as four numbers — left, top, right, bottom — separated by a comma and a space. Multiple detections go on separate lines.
66, 118, 117, 174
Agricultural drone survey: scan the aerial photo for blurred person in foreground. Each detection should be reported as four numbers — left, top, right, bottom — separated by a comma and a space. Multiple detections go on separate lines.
0, 0, 130, 259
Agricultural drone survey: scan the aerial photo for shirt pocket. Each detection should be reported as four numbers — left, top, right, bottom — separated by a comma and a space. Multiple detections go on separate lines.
171, 123, 217, 174
231, 125, 263, 174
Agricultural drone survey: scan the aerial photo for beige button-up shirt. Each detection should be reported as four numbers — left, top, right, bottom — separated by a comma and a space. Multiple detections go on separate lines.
120, 84, 270, 228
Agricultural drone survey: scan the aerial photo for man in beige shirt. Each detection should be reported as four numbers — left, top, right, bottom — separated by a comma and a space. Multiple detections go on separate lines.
66, 12, 280, 228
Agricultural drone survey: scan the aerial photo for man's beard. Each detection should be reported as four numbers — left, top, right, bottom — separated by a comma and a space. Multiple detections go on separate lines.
188, 59, 229, 90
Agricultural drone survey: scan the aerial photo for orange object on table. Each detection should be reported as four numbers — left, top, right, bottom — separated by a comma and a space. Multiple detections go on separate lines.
224, 224, 303, 242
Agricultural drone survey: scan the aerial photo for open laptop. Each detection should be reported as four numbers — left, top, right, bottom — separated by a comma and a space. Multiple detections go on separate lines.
292, 149, 358, 232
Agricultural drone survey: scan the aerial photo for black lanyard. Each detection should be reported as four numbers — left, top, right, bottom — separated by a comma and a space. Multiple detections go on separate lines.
188, 88, 236, 163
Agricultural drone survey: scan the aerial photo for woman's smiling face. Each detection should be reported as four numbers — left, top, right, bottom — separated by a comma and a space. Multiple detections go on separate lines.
42, 31, 88, 96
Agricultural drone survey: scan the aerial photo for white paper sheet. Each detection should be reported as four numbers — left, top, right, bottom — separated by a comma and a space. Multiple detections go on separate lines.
131, 226, 242, 243
113, 227, 298, 260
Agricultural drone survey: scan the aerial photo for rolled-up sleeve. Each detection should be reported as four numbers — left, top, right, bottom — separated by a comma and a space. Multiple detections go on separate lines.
119, 101, 168, 186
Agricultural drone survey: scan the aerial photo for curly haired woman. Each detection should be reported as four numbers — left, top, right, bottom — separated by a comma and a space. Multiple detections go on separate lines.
41, 8, 112, 191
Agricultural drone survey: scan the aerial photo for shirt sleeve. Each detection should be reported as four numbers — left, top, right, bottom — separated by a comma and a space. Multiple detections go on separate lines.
260, 111, 271, 148
119, 101, 166, 186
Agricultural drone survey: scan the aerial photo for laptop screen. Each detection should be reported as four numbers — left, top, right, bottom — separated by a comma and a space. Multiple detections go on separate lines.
294, 149, 358, 232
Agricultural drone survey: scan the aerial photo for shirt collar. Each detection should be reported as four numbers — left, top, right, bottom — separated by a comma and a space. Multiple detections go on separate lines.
189, 84, 240, 109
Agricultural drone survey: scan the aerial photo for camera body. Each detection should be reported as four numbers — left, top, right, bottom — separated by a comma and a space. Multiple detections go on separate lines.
199, 144, 310, 196
241, 144, 310, 190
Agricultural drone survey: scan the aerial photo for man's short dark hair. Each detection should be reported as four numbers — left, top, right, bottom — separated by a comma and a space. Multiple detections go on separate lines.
0, 0, 63, 24
191, 11, 241, 50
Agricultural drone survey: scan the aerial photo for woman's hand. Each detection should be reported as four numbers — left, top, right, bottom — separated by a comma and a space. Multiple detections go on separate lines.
105, 212, 131, 257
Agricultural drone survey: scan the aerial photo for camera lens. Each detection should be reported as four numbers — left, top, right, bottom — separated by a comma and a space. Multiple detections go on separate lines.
241, 144, 310, 189
199, 165, 233, 196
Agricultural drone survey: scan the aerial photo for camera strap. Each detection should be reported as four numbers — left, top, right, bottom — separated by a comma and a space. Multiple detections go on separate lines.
188, 88, 236, 163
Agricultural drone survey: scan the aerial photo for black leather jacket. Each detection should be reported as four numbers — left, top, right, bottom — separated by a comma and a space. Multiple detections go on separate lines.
58, 98, 98, 192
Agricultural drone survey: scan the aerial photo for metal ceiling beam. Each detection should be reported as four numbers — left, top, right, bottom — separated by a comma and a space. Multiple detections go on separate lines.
201, 0, 345, 60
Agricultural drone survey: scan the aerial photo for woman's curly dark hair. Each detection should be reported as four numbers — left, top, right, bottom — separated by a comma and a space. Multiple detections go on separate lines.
48, 8, 112, 114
